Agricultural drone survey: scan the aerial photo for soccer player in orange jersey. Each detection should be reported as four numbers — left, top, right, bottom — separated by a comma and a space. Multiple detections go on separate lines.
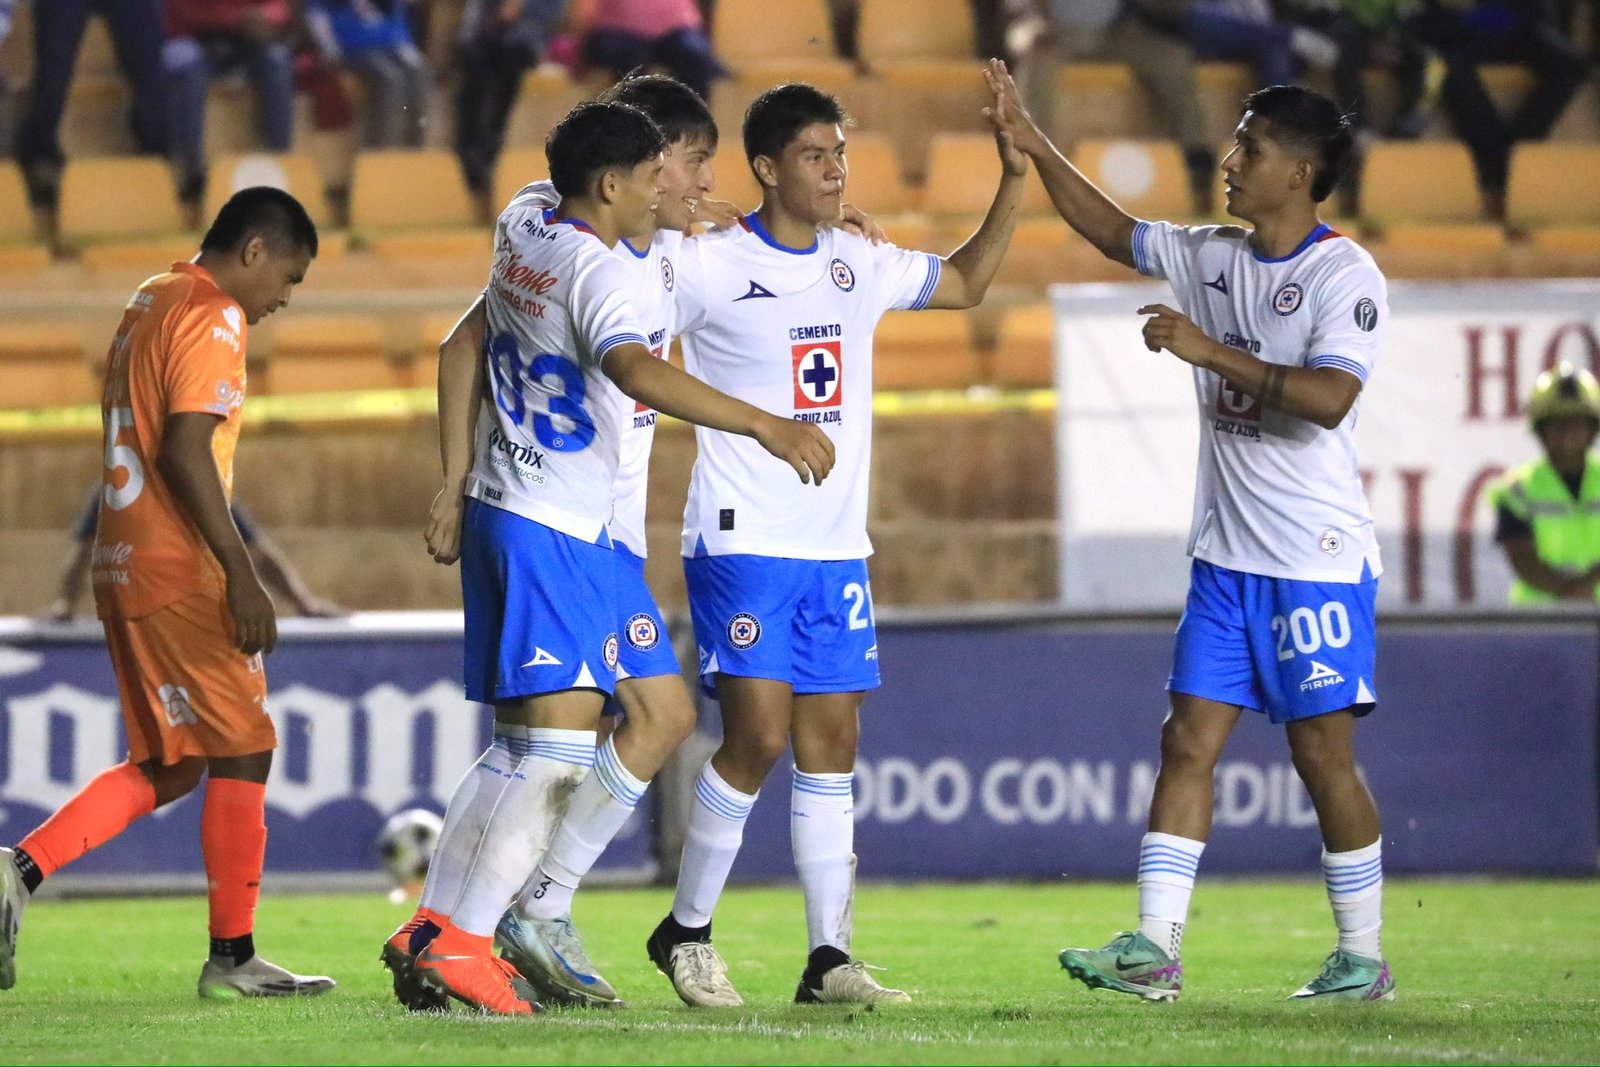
0, 187, 335, 999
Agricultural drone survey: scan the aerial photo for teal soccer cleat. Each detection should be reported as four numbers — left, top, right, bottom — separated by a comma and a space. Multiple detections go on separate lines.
1290, 949, 1396, 1001
1059, 931, 1183, 1002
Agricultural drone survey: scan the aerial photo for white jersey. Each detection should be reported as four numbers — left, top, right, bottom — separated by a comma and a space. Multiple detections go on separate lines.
466, 185, 649, 544
675, 214, 941, 560
1132, 220, 1387, 582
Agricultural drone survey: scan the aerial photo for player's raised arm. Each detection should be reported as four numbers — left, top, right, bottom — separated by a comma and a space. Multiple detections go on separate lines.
603, 343, 835, 485
425, 296, 486, 565
924, 63, 1028, 310
982, 58, 1138, 269
1137, 302, 1363, 430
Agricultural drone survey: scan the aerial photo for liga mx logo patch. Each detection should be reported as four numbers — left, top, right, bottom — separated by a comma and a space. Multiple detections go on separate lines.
727, 612, 761, 650
626, 612, 660, 651
603, 633, 619, 671
829, 258, 855, 292
793, 341, 842, 408
1272, 282, 1304, 316
1354, 297, 1377, 331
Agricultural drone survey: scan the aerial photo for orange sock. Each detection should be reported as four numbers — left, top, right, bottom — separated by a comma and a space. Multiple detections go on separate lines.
19, 763, 156, 879
427, 922, 493, 958
202, 778, 267, 939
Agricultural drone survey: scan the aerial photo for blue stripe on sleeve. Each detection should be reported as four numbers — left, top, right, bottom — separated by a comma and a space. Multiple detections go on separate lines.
1308, 353, 1369, 382
596, 331, 648, 358
911, 254, 941, 310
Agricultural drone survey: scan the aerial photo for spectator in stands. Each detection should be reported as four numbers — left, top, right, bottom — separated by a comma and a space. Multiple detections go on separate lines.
1012, 0, 1219, 212
163, 0, 299, 208
579, 0, 724, 100
1488, 363, 1600, 603
13, 0, 169, 214
826, 0, 1011, 64
1285, 0, 1430, 139
0, 0, 12, 156
306, 0, 430, 148
40, 491, 345, 622
453, 0, 565, 217
1182, 0, 1341, 89
1409, 0, 1588, 217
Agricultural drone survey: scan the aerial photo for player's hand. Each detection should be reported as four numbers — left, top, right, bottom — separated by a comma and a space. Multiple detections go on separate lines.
839, 203, 889, 244
227, 574, 278, 656
424, 485, 467, 565
753, 413, 836, 485
688, 196, 744, 231
1137, 303, 1216, 368
981, 58, 1051, 160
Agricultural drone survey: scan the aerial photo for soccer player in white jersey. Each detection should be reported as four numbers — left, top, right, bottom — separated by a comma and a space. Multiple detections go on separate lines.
387, 100, 833, 1016
643, 74, 1027, 1008
986, 65, 1395, 1002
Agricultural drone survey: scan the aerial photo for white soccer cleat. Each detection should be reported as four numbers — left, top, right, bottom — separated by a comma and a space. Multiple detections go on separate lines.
647, 935, 743, 1008
496, 911, 621, 1008
0, 847, 27, 991
795, 959, 911, 1005
197, 954, 337, 999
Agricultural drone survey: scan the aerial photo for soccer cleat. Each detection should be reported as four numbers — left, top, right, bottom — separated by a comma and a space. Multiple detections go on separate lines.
197, 955, 337, 999
1059, 931, 1183, 1002
1290, 949, 1396, 1002
415, 944, 539, 1015
497, 911, 622, 1009
795, 953, 911, 1005
646, 919, 743, 1008
380, 916, 449, 1012
0, 847, 27, 991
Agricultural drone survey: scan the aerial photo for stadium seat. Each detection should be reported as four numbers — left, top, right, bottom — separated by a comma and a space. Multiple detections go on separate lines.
710, 65, 862, 169
0, 322, 95, 409
501, 66, 592, 161
0, 162, 49, 271
712, 0, 836, 66
204, 154, 334, 233
492, 149, 550, 218
349, 150, 485, 259
845, 132, 914, 214
257, 316, 398, 395
874, 309, 982, 391
992, 303, 1055, 390
922, 134, 1008, 217
1359, 141, 1483, 226
859, 0, 974, 61
1072, 139, 1193, 221
58, 158, 195, 269
1507, 144, 1600, 230
1054, 64, 1155, 142
59, 75, 138, 158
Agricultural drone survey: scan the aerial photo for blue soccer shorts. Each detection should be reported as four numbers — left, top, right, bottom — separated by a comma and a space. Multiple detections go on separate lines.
1167, 558, 1378, 724
684, 554, 881, 696
614, 544, 679, 682
460, 498, 619, 703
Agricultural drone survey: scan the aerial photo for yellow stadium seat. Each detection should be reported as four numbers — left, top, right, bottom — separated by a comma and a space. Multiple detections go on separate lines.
259, 316, 398, 395
0, 323, 96, 409
1360, 141, 1483, 227
493, 149, 550, 218
59, 157, 186, 244
1507, 143, 1600, 229
993, 303, 1055, 390
204, 154, 333, 232
859, 0, 973, 61
712, 0, 836, 66
1072, 139, 1193, 221
922, 134, 1006, 217
349, 150, 483, 258
845, 132, 913, 214
1054, 63, 1155, 142
501, 66, 591, 158
0, 161, 49, 271
873, 309, 981, 391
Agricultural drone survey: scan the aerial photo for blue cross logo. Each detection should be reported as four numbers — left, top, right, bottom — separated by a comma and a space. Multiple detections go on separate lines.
803, 351, 837, 399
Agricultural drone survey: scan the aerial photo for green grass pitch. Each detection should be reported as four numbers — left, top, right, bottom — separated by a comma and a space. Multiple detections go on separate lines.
2, 880, 1597, 1065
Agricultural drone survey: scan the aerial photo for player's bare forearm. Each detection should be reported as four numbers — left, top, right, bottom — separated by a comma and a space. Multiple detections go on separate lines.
1207, 345, 1362, 430
159, 414, 255, 579
930, 171, 1025, 309
1031, 145, 1138, 268
438, 296, 486, 485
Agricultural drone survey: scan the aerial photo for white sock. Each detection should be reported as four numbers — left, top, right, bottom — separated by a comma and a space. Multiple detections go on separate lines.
670, 761, 757, 929
518, 734, 648, 920
791, 768, 855, 953
1323, 839, 1384, 958
418, 723, 526, 916
1137, 832, 1205, 960
447, 727, 594, 936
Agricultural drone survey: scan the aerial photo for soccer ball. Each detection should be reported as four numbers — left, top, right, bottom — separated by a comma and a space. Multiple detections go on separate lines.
377, 808, 443, 896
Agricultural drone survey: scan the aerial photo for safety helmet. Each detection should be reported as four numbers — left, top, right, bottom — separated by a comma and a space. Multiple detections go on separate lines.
1529, 362, 1600, 429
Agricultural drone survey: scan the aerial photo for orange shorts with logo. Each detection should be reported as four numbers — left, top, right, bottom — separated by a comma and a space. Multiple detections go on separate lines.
102, 594, 277, 765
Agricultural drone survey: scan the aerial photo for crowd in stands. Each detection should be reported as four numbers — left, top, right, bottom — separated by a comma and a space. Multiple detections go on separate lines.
0, 0, 1595, 230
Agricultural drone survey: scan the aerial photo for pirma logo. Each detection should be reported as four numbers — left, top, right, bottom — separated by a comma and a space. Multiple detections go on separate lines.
1300, 660, 1345, 692
727, 613, 762, 650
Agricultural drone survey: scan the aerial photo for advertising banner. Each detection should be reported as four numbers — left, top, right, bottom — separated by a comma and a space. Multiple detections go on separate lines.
1052, 280, 1600, 610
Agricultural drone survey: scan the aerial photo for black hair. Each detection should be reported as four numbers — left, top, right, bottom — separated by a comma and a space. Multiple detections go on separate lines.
1241, 85, 1355, 203
742, 82, 848, 167
201, 186, 318, 257
599, 72, 718, 151
546, 100, 667, 200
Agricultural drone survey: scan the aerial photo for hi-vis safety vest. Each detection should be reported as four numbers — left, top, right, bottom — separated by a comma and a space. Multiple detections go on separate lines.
1488, 455, 1600, 604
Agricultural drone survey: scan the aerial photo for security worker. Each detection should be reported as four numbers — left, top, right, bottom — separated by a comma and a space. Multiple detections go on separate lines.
1489, 362, 1600, 603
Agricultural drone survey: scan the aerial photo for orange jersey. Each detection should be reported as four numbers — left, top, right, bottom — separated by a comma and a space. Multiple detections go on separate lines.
93, 262, 249, 620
